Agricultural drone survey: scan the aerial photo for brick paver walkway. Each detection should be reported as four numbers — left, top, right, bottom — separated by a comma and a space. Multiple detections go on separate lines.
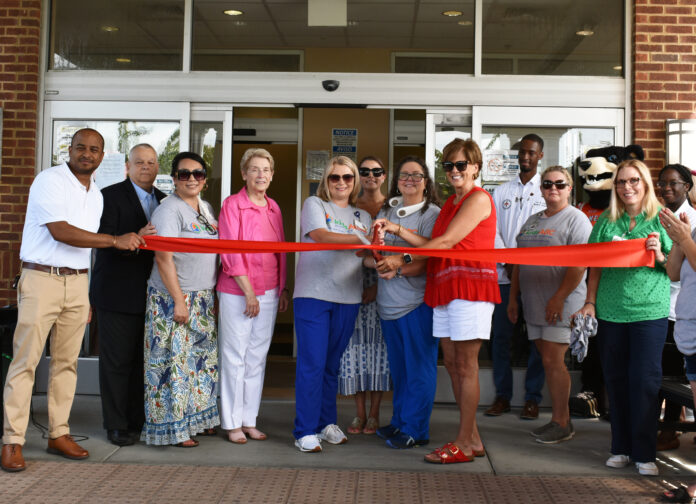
0, 460, 683, 503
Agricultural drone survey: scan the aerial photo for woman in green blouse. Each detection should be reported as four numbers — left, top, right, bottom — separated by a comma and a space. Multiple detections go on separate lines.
576, 159, 671, 477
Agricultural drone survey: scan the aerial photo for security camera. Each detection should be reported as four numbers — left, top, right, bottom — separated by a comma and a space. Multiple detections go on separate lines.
322, 80, 340, 92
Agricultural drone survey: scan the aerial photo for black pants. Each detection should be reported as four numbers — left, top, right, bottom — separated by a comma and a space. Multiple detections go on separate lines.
97, 309, 145, 432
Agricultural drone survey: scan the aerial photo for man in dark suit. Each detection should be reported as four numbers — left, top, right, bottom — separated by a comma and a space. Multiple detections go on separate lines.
90, 143, 165, 446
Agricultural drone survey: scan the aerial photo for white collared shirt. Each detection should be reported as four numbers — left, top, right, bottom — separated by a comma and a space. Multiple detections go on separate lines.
492, 172, 547, 284
670, 199, 696, 320
19, 162, 103, 269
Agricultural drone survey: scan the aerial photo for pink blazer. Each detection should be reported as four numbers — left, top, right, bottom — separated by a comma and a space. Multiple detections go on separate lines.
216, 188, 287, 296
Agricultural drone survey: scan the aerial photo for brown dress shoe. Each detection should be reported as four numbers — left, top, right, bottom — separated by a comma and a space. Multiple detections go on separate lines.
1, 444, 26, 472
484, 397, 511, 416
47, 434, 89, 460
520, 400, 539, 420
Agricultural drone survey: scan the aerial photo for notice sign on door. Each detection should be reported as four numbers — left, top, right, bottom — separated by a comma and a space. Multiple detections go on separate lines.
332, 128, 358, 162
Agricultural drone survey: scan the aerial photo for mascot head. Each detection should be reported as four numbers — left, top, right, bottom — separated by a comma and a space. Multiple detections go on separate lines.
578, 145, 644, 192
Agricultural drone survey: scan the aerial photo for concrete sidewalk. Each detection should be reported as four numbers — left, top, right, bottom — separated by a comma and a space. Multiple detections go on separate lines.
3, 395, 696, 502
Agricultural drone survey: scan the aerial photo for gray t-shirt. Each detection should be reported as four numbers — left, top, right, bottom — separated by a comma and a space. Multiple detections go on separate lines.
376, 204, 440, 320
674, 228, 696, 356
148, 194, 218, 293
293, 196, 370, 304
516, 205, 592, 327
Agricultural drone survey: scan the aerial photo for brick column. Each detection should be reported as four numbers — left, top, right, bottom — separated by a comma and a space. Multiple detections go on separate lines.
634, 0, 696, 175
0, 1, 41, 305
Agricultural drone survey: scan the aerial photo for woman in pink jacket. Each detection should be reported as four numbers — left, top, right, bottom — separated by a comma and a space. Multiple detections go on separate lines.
217, 148, 290, 444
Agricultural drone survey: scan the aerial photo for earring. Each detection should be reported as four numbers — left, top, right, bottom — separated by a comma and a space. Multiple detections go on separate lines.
396, 188, 401, 195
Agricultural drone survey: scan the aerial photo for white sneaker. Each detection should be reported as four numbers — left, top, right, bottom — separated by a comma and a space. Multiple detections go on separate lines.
606, 454, 631, 468
636, 461, 658, 476
318, 424, 347, 445
295, 434, 322, 452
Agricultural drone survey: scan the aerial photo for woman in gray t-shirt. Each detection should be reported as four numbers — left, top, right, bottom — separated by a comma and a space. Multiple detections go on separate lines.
143, 152, 220, 447
292, 156, 371, 453
508, 166, 592, 445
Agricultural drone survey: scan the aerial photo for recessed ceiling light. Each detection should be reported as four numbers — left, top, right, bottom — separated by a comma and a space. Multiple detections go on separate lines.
457, 20, 472, 26
576, 28, 594, 36
613, 65, 622, 70
233, 21, 246, 27
115, 57, 131, 63
348, 20, 359, 27
101, 25, 119, 33
442, 10, 463, 17
223, 9, 243, 16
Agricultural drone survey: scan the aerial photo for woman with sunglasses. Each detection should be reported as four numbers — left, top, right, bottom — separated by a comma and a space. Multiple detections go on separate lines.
575, 159, 671, 476
339, 156, 391, 436
142, 152, 220, 447
366, 156, 440, 449
293, 156, 372, 453
654, 164, 696, 452
217, 148, 289, 444
375, 139, 499, 464
507, 166, 592, 444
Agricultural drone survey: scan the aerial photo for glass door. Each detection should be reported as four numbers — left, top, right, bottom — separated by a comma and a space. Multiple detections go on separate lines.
38, 101, 191, 393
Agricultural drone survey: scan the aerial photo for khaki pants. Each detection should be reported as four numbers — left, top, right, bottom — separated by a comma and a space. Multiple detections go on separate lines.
3, 268, 89, 445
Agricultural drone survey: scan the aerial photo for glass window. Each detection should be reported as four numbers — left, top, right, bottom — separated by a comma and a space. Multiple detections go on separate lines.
49, 0, 185, 70
192, 1, 474, 73
191, 122, 223, 213
482, 0, 623, 76
52, 120, 180, 190
431, 112, 472, 200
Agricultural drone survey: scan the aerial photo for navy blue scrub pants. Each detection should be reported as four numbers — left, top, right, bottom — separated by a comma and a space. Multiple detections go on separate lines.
380, 303, 438, 441
293, 298, 360, 439
597, 317, 667, 463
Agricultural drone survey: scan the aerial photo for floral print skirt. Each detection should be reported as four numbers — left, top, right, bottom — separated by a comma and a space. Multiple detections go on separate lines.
141, 286, 220, 445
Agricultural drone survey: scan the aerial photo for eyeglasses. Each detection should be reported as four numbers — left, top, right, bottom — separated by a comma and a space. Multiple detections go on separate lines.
656, 180, 686, 189
328, 174, 355, 183
197, 214, 217, 235
541, 180, 569, 190
359, 167, 385, 177
398, 172, 425, 182
176, 169, 206, 182
442, 161, 469, 172
614, 177, 641, 188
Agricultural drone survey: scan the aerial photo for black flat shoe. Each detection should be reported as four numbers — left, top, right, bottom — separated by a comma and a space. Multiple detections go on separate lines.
107, 429, 134, 447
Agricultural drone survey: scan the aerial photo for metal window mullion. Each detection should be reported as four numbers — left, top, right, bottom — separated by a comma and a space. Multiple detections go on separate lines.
474, 0, 482, 77
183, 0, 192, 72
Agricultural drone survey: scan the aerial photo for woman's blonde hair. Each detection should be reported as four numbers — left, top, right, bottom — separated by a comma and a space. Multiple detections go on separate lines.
240, 148, 274, 172
315, 156, 361, 205
607, 159, 660, 222
540, 165, 572, 186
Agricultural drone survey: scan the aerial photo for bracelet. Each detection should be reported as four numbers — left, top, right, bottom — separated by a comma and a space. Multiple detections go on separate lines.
583, 301, 596, 307
397, 224, 403, 237
112, 235, 117, 247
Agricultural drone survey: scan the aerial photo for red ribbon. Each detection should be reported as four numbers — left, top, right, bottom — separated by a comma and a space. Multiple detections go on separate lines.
141, 236, 654, 268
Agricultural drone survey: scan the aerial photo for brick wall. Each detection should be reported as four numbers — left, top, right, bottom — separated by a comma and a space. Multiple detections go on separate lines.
0, 1, 40, 305
634, 0, 696, 174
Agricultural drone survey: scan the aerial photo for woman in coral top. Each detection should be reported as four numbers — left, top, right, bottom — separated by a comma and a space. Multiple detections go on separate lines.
375, 138, 500, 464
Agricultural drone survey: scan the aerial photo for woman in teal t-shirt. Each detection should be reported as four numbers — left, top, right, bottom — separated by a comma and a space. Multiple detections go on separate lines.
576, 159, 671, 477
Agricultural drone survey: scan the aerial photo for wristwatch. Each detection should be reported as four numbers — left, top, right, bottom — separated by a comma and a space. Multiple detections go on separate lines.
403, 253, 413, 264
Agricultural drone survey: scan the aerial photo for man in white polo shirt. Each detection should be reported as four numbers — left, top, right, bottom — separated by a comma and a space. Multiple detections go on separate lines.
1, 128, 144, 473
485, 134, 547, 420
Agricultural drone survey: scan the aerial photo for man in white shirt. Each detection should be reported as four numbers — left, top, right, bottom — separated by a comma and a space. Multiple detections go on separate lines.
1, 129, 144, 473
485, 134, 547, 420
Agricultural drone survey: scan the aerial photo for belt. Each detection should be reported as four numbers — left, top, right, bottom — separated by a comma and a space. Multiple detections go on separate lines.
22, 262, 88, 276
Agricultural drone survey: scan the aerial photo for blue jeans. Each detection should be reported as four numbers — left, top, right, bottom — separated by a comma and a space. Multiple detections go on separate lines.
597, 317, 667, 463
293, 298, 360, 439
380, 303, 438, 441
490, 283, 545, 403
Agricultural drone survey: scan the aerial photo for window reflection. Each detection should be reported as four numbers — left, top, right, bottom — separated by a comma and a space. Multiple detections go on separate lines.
482, 0, 623, 76
50, 0, 184, 70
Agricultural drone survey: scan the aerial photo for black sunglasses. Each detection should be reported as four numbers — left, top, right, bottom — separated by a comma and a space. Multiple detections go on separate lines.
359, 167, 385, 177
442, 161, 469, 172
197, 214, 217, 236
541, 180, 569, 190
328, 174, 355, 183
176, 169, 206, 182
